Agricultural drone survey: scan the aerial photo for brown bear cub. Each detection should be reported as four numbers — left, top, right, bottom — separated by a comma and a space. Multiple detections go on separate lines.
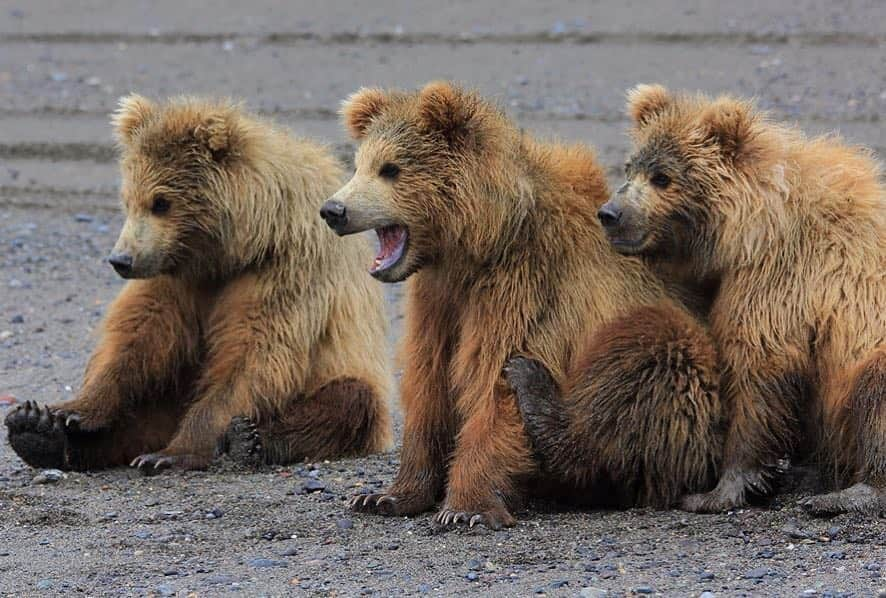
6, 96, 393, 472
321, 81, 722, 528
599, 84, 886, 515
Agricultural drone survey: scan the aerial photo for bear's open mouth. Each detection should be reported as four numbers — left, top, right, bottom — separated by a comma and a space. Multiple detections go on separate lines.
371, 224, 408, 276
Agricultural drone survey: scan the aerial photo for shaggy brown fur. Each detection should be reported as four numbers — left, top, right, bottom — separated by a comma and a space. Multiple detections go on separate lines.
5, 96, 393, 472
504, 304, 721, 509
322, 81, 723, 528
600, 84, 886, 515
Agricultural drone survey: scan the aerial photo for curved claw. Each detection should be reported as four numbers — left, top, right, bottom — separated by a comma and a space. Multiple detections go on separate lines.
131, 453, 175, 475
376, 495, 397, 507
64, 413, 81, 430
469, 514, 484, 528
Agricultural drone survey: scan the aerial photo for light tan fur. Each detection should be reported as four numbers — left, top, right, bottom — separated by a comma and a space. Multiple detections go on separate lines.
6, 96, 392, 471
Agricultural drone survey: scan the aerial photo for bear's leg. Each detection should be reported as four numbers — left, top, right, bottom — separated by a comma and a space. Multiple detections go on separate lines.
433, 342, 539, 531
682, 356, 809, 513
5, 278, 199, 470
803, 346, 886, 516
506, 303, 723, 507
434, 389, 532, 530
222, 377, 387, 465
351, 293, 458, 517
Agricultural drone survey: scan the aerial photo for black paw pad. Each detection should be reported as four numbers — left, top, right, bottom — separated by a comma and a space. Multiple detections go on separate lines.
5, 401, 68, 469
222, 416, 265, 468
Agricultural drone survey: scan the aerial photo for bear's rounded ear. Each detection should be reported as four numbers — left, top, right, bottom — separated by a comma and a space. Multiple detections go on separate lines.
626, 84, 673, 127
195, 112, 239, 161
111, 94, 155, 144
417, 81, 479, 146
341, 87, 389, 140
699, 97, 759, 162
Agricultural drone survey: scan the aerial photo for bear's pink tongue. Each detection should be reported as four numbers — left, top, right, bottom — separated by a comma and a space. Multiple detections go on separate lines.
371, 225, 407, 274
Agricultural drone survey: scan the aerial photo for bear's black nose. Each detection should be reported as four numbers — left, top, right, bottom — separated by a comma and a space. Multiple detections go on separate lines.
108, 253, 133, 277
597, 204, 623, 228
320, 200, 348, 231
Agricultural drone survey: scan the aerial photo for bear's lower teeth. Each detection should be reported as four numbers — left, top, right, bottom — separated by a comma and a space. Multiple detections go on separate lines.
371, 225, 407, 273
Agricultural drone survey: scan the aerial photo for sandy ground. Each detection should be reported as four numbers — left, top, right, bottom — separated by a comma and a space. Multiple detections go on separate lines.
1, 1, 885, 595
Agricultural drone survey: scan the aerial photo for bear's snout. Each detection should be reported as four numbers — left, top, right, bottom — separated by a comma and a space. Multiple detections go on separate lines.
597, 203, 623, 228
320, 200, 349, 234
108, 253, 134, 278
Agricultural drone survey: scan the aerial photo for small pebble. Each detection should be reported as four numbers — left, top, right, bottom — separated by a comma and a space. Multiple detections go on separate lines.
279, 546, 298, 557
782, 524, 810, 539
699, 571, 715, 581
205, 574, 236, 585
74, 213, 93, 223
467, 558, 482, 571
700, 593, 715, 598
36, 580, 52, 590
9, 315, 23, 324
336, 518, 353, 529
299, 479, 326, 494
744, 567, 768, 579
826, 551, 845, 560
155, 584, 174, 597
580, 588, 608, 598
634, 586, 653, 594
205, 508, 223, 519
418, 583, 431, 593
465, 572, 479, 582
247, 558, 288, 568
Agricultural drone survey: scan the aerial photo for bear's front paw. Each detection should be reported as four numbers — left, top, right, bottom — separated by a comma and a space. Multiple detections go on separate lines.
349, 487, 437, 517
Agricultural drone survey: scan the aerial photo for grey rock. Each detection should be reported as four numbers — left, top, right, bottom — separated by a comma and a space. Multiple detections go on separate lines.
32, 469, 64, 484
155, 584, 174, 597
300, 479, 326, 493
580, 588, 608, 598
744, 567, 768, 579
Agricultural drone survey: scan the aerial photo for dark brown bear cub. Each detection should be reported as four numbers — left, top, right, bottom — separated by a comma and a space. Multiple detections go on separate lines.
6, 95, 393, 472
322, 82, 723, 528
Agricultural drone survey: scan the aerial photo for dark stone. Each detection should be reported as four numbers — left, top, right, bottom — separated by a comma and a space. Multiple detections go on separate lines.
248, 558, 288, 568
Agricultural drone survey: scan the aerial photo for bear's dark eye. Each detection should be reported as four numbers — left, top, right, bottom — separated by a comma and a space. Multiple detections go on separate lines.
151, 195, 171, 215
379, 163, 400, 180
650, 172, 671, 189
